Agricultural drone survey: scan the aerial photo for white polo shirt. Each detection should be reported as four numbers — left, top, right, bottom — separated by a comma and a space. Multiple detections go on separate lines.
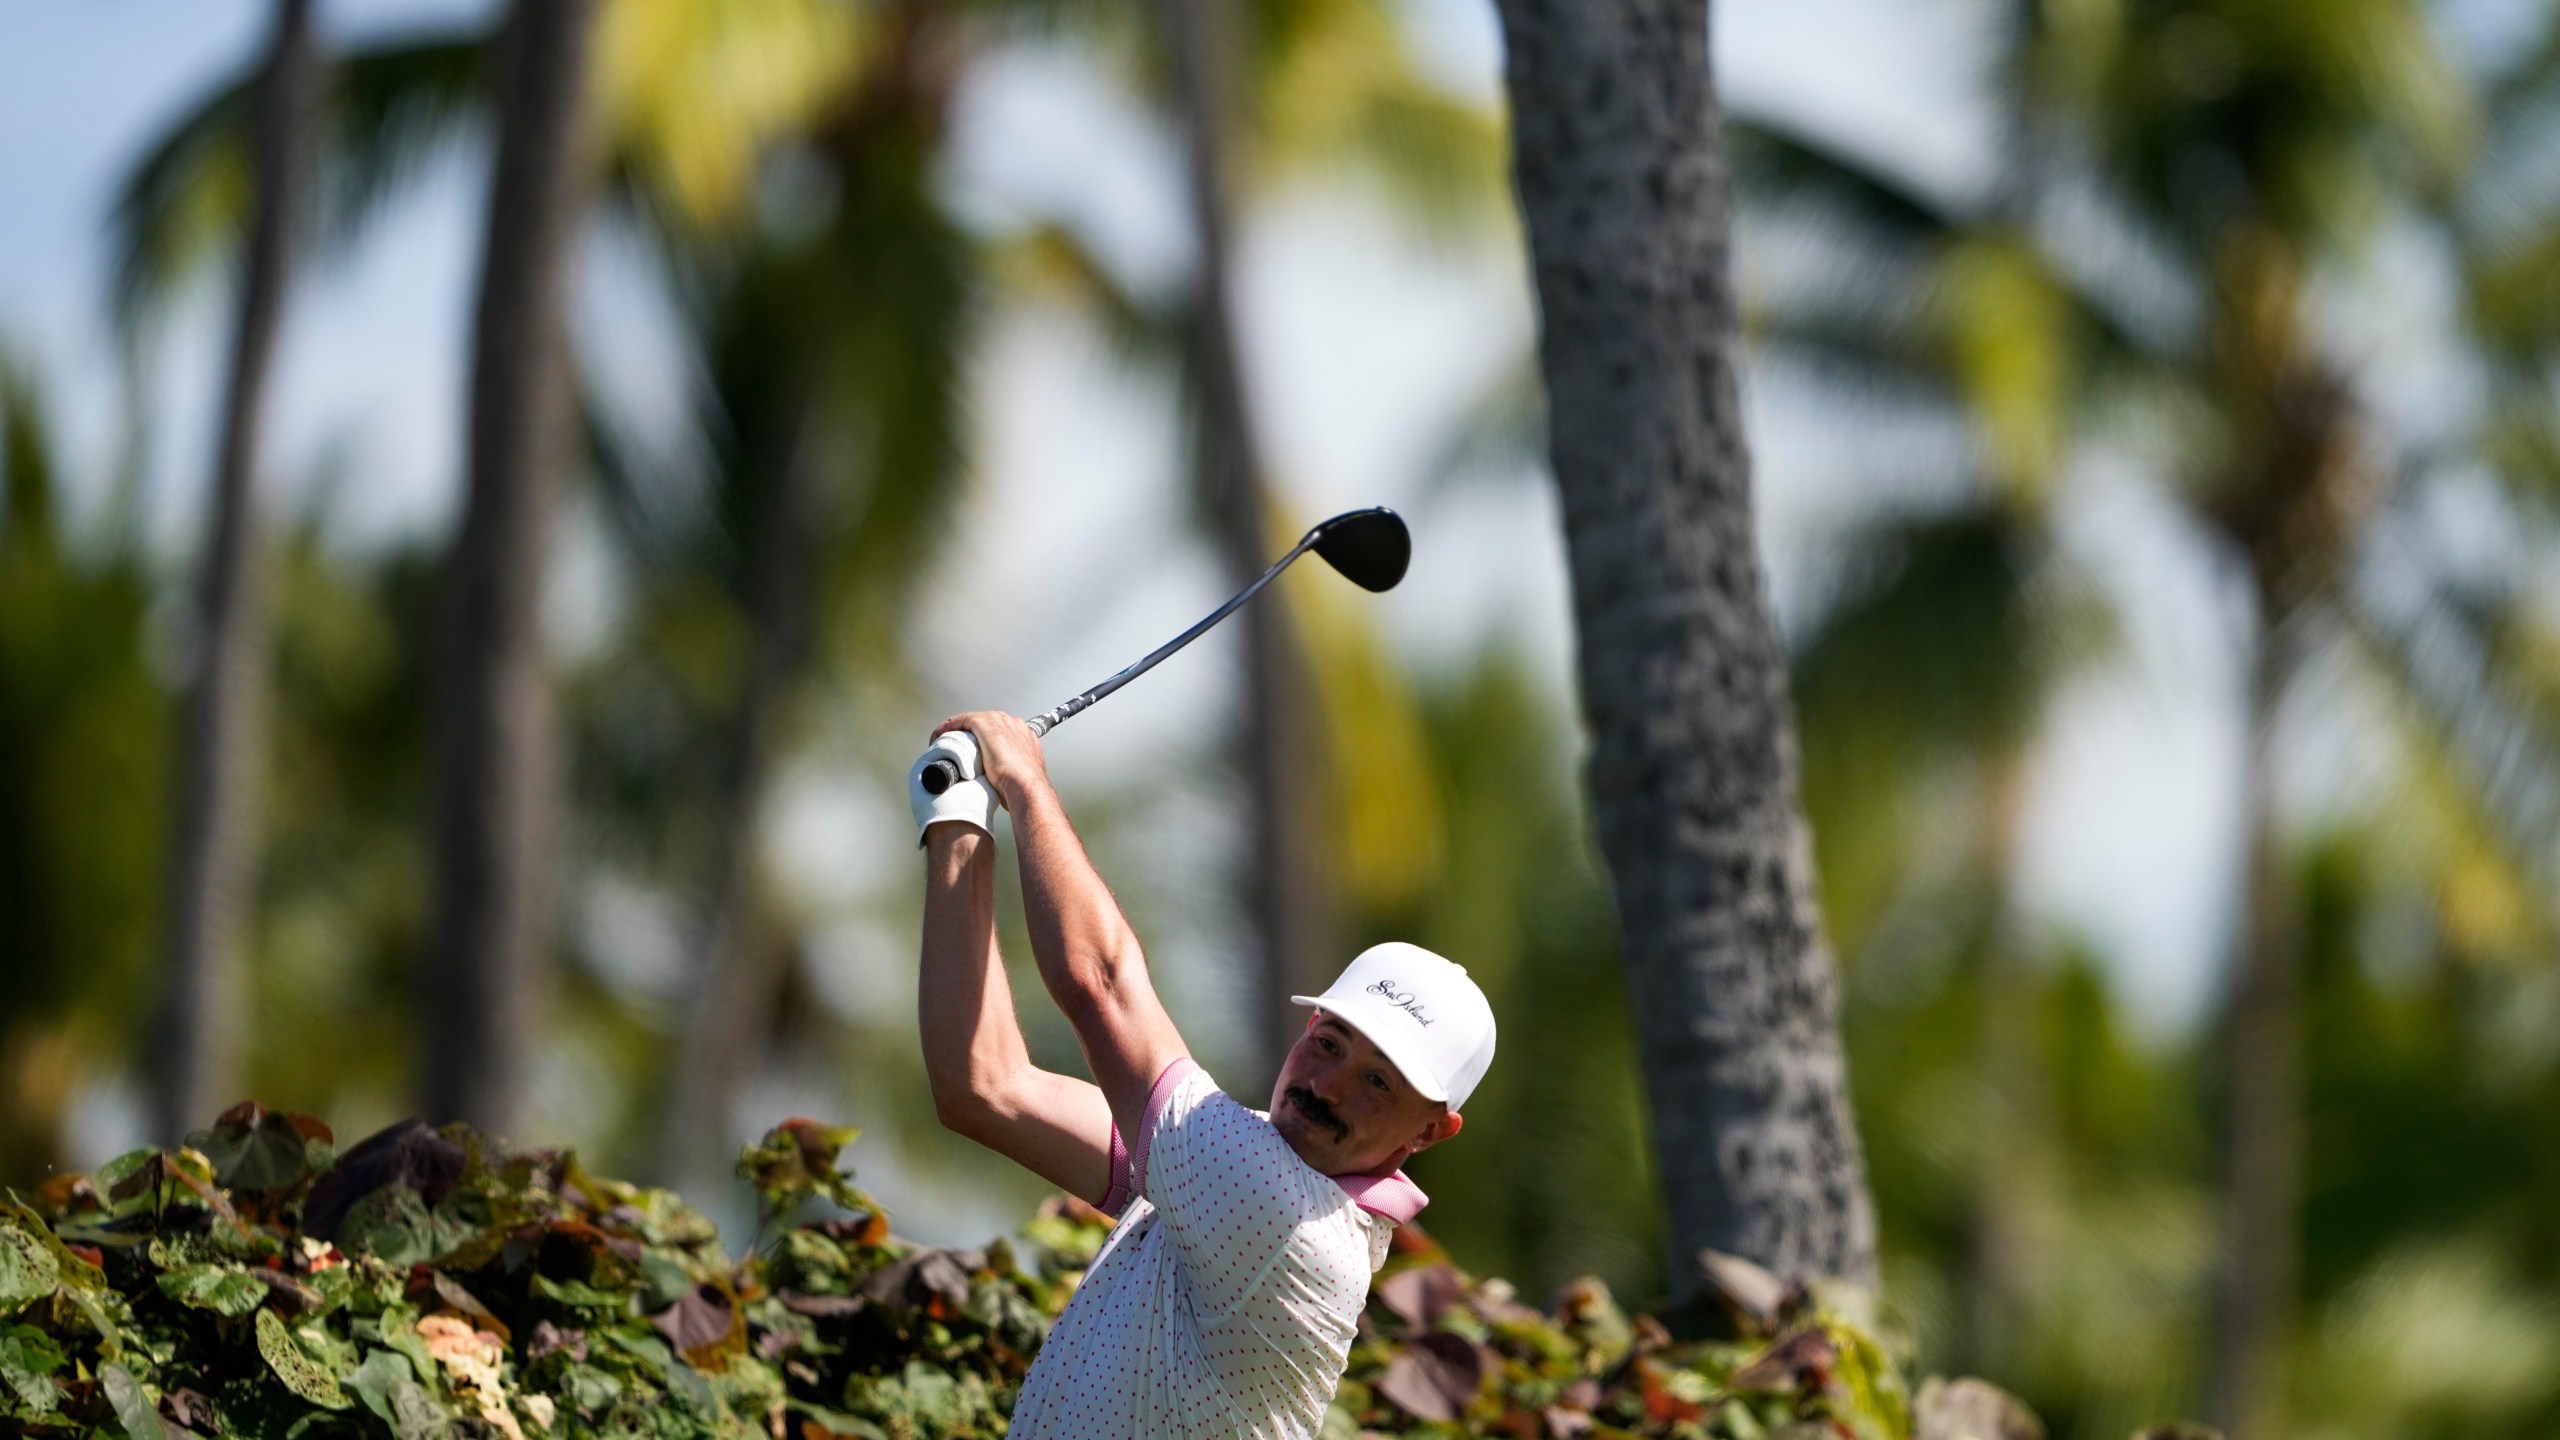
1007, 1059, 1428, 1440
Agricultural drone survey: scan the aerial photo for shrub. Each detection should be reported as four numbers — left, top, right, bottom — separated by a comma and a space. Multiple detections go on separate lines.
0, 1103, 2055, 1439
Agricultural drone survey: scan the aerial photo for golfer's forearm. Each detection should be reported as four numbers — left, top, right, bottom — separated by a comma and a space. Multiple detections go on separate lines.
917, 831, 1033, 1124
1005, 780, 1148, 1021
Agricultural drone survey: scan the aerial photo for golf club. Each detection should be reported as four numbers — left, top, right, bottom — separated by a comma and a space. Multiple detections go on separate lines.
920, 505, 1411, 794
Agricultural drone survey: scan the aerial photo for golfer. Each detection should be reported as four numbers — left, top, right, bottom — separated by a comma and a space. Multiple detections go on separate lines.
908, 711, 1496, 1439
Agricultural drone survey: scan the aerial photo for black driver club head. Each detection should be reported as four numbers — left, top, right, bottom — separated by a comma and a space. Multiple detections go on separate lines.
1309, 507, 1411, 593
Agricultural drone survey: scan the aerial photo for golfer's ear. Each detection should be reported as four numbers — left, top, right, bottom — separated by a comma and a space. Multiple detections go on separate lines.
1411, 1110, 1462, 1154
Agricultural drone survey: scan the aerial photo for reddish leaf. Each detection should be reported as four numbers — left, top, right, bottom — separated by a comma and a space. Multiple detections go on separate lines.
212, 1100, 266, 1130
250, 1268, 322, 1316
408, 1268, 511, 1343
1374, 1263, 1465, 1331
1376, 1331, 1487, 1422
1632, 1313, 1673, 1355
1543, 1404, 1596, 1439
779, 1292, 866, 1318
546, 1217, 644, 1265
528, 1319, 587, 1362
1637, 1358, 1708, 1424
648, 1280, 737, 1360
809, 1212, 889, 1249
160, 1387, 217, 1430
857, 1249, 977, 1311
33, 1173, 94, 1216
302, 1120, 465, 1240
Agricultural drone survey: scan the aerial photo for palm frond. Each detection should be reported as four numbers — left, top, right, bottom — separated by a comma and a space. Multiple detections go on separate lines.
987, 221, 1180, 366
105, 30, 488, 340
2344, 569, 2560, 934
593, 0, 871, 235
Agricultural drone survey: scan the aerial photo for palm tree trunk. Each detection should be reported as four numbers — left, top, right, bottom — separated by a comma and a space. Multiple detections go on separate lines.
650, 400, 821, 1188
1964, 752, 2048, 1374
152, 0, 317, 1142
1160, 0, 1334, 1081
2210, 624, 2302, 1438
425, 0, 598, 1136
1491, 0, 1876, 1291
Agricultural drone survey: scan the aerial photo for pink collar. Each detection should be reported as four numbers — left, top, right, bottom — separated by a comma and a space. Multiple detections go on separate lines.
1333, 1168, 1429, 1224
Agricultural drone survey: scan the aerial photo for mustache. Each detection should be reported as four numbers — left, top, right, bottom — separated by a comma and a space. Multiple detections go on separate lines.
1285, 1087, 1347, 1141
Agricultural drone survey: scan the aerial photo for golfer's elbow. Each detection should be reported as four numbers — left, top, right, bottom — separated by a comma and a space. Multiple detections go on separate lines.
1057, 936, 1147, 1030
927, 1064, 1012, 1141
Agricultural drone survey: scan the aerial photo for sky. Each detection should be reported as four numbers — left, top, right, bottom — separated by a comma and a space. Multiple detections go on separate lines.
0, 0, 2270, 1224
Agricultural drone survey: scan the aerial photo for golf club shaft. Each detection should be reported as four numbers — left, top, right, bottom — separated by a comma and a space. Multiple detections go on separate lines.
1026, 527, 1325, 737
919, 528, 1326, 794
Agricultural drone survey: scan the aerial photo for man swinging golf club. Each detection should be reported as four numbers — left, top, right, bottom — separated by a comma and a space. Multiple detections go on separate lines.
911, 709, 1496, 1440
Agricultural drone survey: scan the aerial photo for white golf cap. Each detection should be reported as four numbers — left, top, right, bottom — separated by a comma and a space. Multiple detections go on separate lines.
1291, 942, 1497, 1111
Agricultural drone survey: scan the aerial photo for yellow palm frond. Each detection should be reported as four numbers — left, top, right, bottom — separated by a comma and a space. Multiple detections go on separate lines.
594, 0, 871, 231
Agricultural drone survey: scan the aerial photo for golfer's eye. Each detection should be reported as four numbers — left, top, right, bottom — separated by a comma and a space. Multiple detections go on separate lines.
1366, 1071, 1389, 1093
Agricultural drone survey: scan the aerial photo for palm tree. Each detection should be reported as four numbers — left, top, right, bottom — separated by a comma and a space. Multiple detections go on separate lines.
1489, 0, 1878, 1291
644, 0, 978, 1188
425, 0, 602, 1135
150, 0, 320, 1144
1728, 3, 2560, 1426
1154, 0, 1333, 1080
111, 0, 871, 1143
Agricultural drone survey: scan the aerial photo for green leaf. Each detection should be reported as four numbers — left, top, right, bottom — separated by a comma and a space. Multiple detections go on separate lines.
0, 1222, 57, 1310
0, 1325, 64, 1414
603, 1328, 713, 1411
256, 1307, 352, 1410
185, 1104, 325, 1193
375, 1308, 446, 1405
336, 1184, 435, 1267
638, 1252, 695, 1311
561, 1361, 623, 1415
157, 1262, 269, 1317
737, 1119, 864, 1213
343, 1347, 414, 1424
786, 1397, 889, 1439
0, 1198, 105, 1292
387, 1376, 449, 1440
529, 1273, 627, 1312
99, 1361, 160, 1440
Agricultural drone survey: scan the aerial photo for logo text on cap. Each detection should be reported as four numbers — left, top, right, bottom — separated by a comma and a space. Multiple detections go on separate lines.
1366, 979, 1435, 1026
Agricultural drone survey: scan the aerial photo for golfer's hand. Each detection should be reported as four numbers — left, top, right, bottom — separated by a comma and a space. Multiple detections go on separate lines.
933, 712, 1050, 808
910, 731, 997, 847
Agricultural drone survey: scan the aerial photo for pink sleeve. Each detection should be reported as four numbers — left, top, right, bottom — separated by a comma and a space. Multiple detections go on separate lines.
1098, 1121, 1133, 1214
1124, 1056, 1199, 1198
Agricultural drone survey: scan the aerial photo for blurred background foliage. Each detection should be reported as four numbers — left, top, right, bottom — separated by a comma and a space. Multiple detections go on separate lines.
7, 0, 2560, 1437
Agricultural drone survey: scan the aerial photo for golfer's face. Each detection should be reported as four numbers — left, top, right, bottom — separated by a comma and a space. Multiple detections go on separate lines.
1270, 1014, 1448, 1176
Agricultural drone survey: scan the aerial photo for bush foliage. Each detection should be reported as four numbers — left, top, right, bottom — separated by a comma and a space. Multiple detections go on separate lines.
0, 1103, 2088, 1440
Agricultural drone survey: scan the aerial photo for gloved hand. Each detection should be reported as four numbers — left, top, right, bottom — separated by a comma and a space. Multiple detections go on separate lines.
909, 729, 996, 847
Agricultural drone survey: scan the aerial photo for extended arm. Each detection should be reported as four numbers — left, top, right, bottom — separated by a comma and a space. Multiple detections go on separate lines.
918, 825, 1118, 1205
938, 713, 1189, 1142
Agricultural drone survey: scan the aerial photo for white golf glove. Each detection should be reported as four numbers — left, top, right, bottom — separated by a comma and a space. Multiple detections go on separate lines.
909, 730, 996, 847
